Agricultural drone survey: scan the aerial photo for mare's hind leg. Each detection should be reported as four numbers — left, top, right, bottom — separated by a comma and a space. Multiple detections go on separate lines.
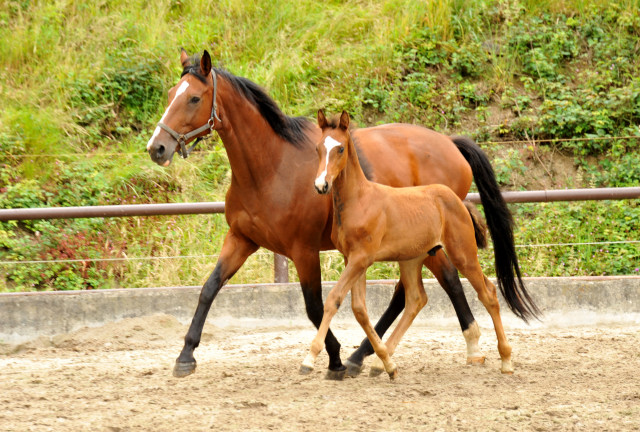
291, 250, 345, 380
448, 248, 513, 374
425, 250, 484, 365
369, 258, 428, 378
174, 230, 258, 378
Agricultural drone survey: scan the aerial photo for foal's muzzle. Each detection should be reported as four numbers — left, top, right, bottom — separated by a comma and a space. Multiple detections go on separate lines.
314, 180, 329, 194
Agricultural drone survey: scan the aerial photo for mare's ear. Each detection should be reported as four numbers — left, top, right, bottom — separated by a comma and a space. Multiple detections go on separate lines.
201, 50, 212, 76
339, 110, 350, 130
180, 48, 191, 67
317, 109, 328, 129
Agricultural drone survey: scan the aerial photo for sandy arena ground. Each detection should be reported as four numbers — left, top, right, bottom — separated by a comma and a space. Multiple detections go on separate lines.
1, 314, 639, 431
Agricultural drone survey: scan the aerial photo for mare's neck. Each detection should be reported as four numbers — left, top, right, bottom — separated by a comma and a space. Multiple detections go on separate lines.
214, 77, 289, 188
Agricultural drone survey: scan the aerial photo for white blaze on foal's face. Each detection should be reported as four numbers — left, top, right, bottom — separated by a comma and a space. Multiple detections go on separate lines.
315, 136, 343, 189
146, 81, 191, 150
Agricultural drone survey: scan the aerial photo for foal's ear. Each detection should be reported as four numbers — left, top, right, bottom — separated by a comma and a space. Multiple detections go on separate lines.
317, 109, 328, 129
201, 50, 212, 76
339, 110, 350, 130
180, 48, 191, 67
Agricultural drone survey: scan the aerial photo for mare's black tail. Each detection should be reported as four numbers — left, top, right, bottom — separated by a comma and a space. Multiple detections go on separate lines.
452, 136, 541, 322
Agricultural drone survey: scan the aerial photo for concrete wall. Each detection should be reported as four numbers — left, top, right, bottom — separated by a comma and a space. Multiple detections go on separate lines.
1, 277, 639, 343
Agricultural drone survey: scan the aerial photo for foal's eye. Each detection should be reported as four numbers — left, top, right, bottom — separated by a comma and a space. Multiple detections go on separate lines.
338, 146, 344, 154
189, 96, 201, 104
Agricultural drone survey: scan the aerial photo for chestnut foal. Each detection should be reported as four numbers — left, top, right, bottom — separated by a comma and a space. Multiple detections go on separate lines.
300, 111, 514, 379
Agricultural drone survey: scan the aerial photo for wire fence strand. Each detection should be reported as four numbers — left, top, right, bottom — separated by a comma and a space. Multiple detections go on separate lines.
3, 135, 640, 159
1, 240, 638, 266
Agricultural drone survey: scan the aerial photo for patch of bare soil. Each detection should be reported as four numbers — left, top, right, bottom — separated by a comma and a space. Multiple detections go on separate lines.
1, 314, 639, 431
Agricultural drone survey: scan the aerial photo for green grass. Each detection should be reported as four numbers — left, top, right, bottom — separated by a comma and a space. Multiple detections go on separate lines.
0, 0, 639, 291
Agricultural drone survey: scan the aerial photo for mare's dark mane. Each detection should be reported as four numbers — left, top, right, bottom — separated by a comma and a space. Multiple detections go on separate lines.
324, 115, 374, 181
181, 56, 312, 148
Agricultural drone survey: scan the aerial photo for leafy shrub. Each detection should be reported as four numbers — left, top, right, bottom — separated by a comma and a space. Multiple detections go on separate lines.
68, 50, 166, 143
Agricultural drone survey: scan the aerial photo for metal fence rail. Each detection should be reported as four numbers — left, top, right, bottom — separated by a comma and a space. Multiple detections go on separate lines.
1, 187, 639, 283
465, 187, 640, 204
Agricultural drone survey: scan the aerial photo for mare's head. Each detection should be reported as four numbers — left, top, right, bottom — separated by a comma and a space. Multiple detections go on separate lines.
314, 110, 352, 194
147, 49, 218, 166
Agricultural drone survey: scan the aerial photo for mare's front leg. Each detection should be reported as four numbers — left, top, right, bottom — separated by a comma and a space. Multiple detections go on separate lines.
173, 230, 258, 378
299, 259, 365, 377
291, 250, 345, 380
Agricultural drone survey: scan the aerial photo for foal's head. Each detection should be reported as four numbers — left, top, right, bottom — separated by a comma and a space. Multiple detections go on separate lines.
147, 49, 217, 166
314, 110, 352, 194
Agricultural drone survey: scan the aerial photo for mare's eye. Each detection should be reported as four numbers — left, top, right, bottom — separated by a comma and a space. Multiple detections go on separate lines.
338, 146, 344, 154
190, 96, 201, 104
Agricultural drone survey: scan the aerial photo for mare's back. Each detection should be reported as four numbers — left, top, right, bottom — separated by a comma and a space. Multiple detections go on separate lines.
352, 124, 472, 197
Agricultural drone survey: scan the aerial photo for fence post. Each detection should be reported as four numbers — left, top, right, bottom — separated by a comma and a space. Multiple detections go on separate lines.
274, 253, 289, 283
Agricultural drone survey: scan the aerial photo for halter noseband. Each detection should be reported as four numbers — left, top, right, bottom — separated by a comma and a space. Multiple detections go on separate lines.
156, 70, 221, 159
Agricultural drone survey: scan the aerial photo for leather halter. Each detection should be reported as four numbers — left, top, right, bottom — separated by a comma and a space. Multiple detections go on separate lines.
156, 70, 221, 158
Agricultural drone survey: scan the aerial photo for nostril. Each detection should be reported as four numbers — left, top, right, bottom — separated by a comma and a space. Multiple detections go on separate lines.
157, 145, 165, 157
315, 181, 329, 194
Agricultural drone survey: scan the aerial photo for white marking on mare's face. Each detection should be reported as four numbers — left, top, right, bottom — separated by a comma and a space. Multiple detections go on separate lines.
146, 81, 191, 150
314, 136, 343, 189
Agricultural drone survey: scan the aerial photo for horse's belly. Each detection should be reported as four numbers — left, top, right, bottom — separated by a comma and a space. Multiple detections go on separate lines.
375, 236, 441, 262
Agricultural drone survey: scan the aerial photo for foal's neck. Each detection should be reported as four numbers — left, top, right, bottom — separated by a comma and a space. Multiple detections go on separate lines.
333, 135, 370, 205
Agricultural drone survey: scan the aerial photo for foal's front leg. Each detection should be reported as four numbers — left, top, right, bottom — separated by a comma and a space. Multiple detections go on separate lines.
299, 260, 363, 375
350, 271, 398, 380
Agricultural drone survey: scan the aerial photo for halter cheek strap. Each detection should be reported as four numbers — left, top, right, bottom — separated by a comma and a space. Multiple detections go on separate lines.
156, 70, 221, 159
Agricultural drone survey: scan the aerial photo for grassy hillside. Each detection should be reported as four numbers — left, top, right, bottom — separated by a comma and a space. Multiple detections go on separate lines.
0, 0, 639, 291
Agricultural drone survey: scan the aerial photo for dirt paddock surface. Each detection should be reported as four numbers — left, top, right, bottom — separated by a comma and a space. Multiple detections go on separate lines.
1, 314, 639, 431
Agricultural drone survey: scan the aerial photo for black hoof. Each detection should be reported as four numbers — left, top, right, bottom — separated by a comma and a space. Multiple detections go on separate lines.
344, 359, 364, 378
325, 367, 347, 381
173, 361, 197, 378
299, 365, 314, 375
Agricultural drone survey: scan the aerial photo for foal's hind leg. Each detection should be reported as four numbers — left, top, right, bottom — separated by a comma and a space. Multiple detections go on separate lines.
369, 258, 428, 378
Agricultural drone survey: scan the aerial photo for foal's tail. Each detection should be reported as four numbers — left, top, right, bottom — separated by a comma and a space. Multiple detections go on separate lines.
464, 201, 488, 250
451, 136, 541, 323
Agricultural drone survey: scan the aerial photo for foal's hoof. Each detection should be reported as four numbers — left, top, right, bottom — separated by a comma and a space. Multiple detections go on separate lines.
299, 365, 314, 375
344, 359, 364, 378
369, 357, 385, 377
501, 359, 514, 375
369, 365, 385, 378
388, 368, 399, 381
325, 367, 347, 381
466, 356, 486, 366
173, 361, 197, 378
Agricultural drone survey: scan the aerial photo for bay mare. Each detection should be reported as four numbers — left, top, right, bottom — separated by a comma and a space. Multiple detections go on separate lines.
301, 110, 515, 379
146, 50, 538, 378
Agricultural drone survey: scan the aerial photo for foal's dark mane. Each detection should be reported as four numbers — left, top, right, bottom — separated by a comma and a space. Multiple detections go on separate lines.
324, 115, 374, 181
181, 56, 312, 149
